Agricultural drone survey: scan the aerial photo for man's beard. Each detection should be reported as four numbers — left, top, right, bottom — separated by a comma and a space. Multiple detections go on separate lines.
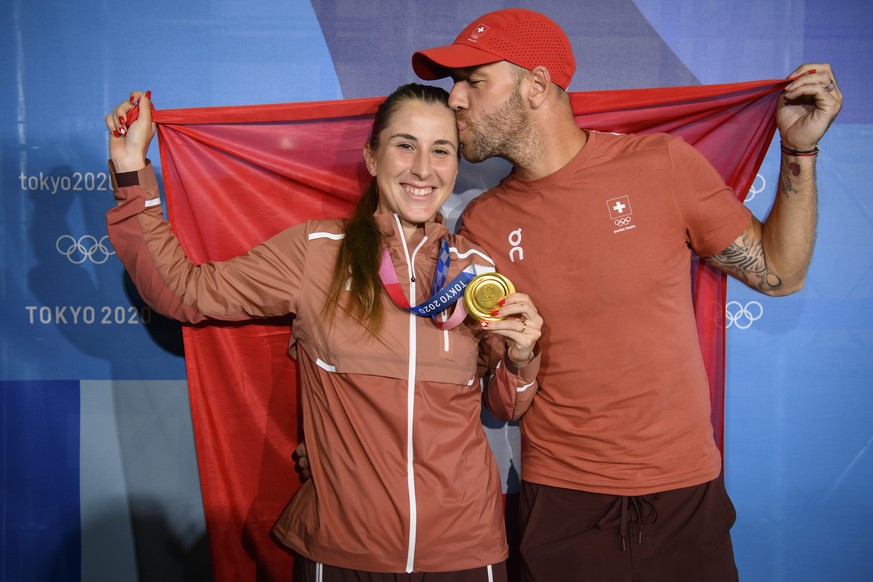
458, 85, 530, 164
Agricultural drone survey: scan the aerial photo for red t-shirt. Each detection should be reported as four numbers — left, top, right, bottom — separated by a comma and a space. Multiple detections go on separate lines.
458, 130, 751, 495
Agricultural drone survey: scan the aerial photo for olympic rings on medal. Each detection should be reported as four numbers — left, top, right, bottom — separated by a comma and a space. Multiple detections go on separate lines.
56, 235, 116, 264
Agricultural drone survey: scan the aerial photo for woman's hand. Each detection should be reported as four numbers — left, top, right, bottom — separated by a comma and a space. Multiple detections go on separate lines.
293, 441, 311, 481
105, 90, 156, 172
481, 292, 542, 367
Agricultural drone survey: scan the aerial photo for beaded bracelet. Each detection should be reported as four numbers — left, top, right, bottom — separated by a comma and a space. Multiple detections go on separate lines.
780, 142, 819, 157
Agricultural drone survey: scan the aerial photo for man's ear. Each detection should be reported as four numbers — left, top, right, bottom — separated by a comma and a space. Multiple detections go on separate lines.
528, 66, 552, 109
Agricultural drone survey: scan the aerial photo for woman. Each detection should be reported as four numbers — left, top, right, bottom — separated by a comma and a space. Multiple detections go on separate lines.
105, 84, 542, 581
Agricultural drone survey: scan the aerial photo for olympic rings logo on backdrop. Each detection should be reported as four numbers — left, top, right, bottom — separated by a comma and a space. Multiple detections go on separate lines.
725, 300, 764, 329
56, 235, 115, 264
613, 216, 632, 226
746, 173, 765, 203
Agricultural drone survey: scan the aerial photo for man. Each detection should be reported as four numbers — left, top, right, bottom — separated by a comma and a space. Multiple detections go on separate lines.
410, 7, 842, 581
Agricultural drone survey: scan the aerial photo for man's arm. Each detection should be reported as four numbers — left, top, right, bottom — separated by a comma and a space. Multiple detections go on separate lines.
706, 63, 842, 296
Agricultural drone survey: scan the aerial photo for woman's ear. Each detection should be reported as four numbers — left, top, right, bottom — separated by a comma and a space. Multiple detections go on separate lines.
363, 144, 377, 176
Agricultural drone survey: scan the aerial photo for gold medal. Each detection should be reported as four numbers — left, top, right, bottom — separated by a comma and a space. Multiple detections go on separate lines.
464, 273, 516, 322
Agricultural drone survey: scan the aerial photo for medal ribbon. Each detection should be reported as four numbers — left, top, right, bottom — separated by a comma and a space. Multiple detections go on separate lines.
379, 239, 477, 330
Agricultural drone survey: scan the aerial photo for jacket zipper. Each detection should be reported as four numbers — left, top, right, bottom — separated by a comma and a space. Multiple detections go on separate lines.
394, 215, 430, 573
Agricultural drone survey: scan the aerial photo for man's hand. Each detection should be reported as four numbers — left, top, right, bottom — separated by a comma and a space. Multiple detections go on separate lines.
778, 64, 842, 151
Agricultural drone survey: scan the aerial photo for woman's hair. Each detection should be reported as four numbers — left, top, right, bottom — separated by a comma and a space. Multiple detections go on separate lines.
322, 83, 453, 332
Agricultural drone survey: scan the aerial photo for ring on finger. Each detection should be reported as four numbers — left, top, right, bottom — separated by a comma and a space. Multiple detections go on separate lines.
824, 81, 835, 92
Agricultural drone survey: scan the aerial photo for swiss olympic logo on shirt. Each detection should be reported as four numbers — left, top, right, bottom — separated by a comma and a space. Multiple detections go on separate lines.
607, 196, 636, 233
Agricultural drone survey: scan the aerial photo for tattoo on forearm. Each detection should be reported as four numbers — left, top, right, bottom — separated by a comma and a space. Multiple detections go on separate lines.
709, 233, 783, 292
780, 160, 803, 199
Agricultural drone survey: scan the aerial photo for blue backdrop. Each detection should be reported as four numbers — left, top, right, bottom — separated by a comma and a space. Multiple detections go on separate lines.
2, 1, 871, 580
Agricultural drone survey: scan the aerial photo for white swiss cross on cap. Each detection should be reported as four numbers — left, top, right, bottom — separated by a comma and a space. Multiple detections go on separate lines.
607, 196, 632, 220
469, 24, 489, 41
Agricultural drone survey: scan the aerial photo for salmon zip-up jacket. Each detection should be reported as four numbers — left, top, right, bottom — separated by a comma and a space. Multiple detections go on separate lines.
106, 162, 541, 573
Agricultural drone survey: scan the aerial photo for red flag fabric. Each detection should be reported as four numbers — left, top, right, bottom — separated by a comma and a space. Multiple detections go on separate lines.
151, 78, 785, 580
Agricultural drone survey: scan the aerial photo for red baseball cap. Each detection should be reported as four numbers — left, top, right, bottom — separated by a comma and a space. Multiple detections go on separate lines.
412, 8, 576, 90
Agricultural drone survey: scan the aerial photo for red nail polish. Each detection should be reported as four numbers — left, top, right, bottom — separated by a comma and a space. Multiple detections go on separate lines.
118, 115, 126, 126
130, 95, 135, 103
112, 129, 120, 138
489, 309, 500, 317
480, 321, 489, 328
144, 90, 151, 100
497, 298, 507, 307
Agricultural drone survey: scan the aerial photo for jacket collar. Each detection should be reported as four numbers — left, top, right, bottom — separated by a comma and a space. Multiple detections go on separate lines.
374, 212, 450, 255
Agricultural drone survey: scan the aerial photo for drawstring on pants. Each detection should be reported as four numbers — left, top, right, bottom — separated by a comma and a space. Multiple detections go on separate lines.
596, 494, 658, 551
